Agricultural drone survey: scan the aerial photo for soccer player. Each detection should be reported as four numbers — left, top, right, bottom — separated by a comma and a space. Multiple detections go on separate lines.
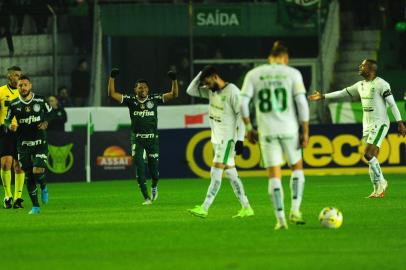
240, 41, 310, 229
309, 59, 406, 198
108, 68, 178, 205
186, 65, 254, 218
5, 75, 52, 214
0, 66, 25, 209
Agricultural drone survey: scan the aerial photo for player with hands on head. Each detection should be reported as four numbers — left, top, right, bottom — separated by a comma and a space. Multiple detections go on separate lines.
186, 65, 254, 219
108, 67, 178, 205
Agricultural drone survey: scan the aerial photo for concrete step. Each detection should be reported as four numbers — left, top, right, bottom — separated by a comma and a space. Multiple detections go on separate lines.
340, 50, 377, 62
341, 41, 380, 51
342, 30, 381, 42
0, 55, 80, 76
0, 34, 74, 57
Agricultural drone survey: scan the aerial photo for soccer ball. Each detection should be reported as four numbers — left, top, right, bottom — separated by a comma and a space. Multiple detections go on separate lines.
319, 207, 343, 229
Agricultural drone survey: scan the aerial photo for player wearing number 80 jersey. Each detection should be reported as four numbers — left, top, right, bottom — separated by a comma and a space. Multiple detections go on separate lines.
240, 41, 310, 229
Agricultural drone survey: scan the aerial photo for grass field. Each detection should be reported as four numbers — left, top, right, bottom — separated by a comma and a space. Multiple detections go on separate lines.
0, 174, 405, 270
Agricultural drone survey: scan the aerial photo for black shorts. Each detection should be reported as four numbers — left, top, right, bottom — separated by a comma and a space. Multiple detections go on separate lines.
0, 127, 18, 159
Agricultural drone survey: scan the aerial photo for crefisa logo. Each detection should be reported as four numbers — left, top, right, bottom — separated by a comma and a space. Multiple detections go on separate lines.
97, 146, 132, 170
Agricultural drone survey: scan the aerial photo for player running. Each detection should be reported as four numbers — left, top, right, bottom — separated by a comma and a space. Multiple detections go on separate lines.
108, 68, 178, 205
240, 41, 310, 229
0, 66, 25, 209
5, 75, 52, 214
186, 65, 254, 218
309, 59, 406, 198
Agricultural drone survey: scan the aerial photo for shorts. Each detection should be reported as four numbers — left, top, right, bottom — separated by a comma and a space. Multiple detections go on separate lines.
17, 143, 48, 171
213, 139, 235, 166
362, 122, 389, 148
0, 127, 18, 158
259, 133, 302, 168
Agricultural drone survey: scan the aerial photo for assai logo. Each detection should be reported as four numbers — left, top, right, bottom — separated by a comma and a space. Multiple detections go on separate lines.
195, 8, 241, 27
97, 146, 132, 170
47, 144, 74, 174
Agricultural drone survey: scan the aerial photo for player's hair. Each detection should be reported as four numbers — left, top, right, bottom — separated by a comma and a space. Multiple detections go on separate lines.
135, 79, 148, 87
19, 75, 31, 81
7, 66, 21, 72
270, 41, 288, 57
200, 65, 218, 82
365, 59, 378, 71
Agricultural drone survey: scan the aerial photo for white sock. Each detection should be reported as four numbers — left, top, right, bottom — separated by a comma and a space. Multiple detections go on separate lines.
202, 167, 223, 211
368, 164, 378, 187
290, 170, 305, 214
368, 157, 385, 183
268, 178, 286, 222
225, 168, 250, 208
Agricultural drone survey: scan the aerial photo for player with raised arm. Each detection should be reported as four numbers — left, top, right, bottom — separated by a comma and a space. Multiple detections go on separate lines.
0, 66, 26, 209
240, 41, 310, 230
5, 75, 52, 214
108, 68, 178, 205
309, 59, 406, 198
186, 65, 254, 219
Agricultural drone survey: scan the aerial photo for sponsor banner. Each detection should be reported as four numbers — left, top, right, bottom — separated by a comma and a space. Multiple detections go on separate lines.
65, 105, 210, 132
159, 124, 406, 178
91, 131, 134, 180
47, 131, 86, 182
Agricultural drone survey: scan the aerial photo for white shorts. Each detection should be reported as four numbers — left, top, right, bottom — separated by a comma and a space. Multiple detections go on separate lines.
362, 122, 389, 148
212, 139, 235, 166
259, 134, 302, 168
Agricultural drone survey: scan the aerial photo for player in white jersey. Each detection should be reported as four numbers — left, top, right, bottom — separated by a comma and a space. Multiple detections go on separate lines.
309, 59, 406, 198
186, 65, 254, 218
240, 41, 310, 230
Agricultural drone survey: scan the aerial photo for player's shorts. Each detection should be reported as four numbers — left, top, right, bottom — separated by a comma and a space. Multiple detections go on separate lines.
130, 134, 159, 160
213, 139, 235, 166
17, 143, 48, 171
259, 133, 302, 168
362, 122, 389, 148
0, 127, 18, 158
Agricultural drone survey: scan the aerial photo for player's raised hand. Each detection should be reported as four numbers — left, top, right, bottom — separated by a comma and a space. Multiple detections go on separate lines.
235, 141, 244, 155
38, 121, 48, 130
110, 68, 120, 78
246, 129, 258, 144
398, 121, 406, 137
308, 91, 324, 101
167, 70, 177, 81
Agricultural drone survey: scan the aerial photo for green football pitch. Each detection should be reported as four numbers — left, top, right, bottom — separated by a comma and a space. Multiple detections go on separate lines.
1, 174, 405, 270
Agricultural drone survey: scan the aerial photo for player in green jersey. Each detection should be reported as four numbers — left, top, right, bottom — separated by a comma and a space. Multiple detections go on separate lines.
5, 75, 52, 214
108, 68, 178, 205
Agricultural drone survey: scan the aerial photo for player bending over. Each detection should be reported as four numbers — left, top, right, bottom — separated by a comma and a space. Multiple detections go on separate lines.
186, 65, 254, 218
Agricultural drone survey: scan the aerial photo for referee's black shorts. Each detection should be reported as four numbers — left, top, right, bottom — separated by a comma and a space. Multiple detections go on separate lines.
0, 126, 18, 159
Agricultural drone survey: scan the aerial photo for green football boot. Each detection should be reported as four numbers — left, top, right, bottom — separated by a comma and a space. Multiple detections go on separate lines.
187, 205, 208, 218
232, 206, 255, 218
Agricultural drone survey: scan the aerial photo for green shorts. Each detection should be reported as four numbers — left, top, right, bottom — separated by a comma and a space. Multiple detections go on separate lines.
17, 143, 48, 171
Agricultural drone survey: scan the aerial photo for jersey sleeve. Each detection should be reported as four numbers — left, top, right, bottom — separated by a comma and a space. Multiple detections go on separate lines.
379, 80, 392, 98
292, 69, 306, 96
186, 72, 209, 99
151, 93, 164, 105
241, 71, 254, 99
343, 82, 359, 97
4, 104, 15, 129
121, 94, 132, 106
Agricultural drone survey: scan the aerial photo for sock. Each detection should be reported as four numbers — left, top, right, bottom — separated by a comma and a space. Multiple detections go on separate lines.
368, 164, 378, 188
268, 178, 286, 222
14, 172, 25, 199
290, 170, 305, 214
137, 177, 150, 200
225, 168, 250, 208
33, 172, 47, 190
368, 157, 385, 182
202, 167, 223, 211
26, 172, 39, 207
1, 169, 12, 199
151, 178, 158, 188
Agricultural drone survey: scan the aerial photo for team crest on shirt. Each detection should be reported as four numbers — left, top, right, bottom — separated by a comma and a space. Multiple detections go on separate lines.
33, 104, 41, 112
140, 104, 145, 109
25, 106, 31, 112
146, 101, 154, 109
